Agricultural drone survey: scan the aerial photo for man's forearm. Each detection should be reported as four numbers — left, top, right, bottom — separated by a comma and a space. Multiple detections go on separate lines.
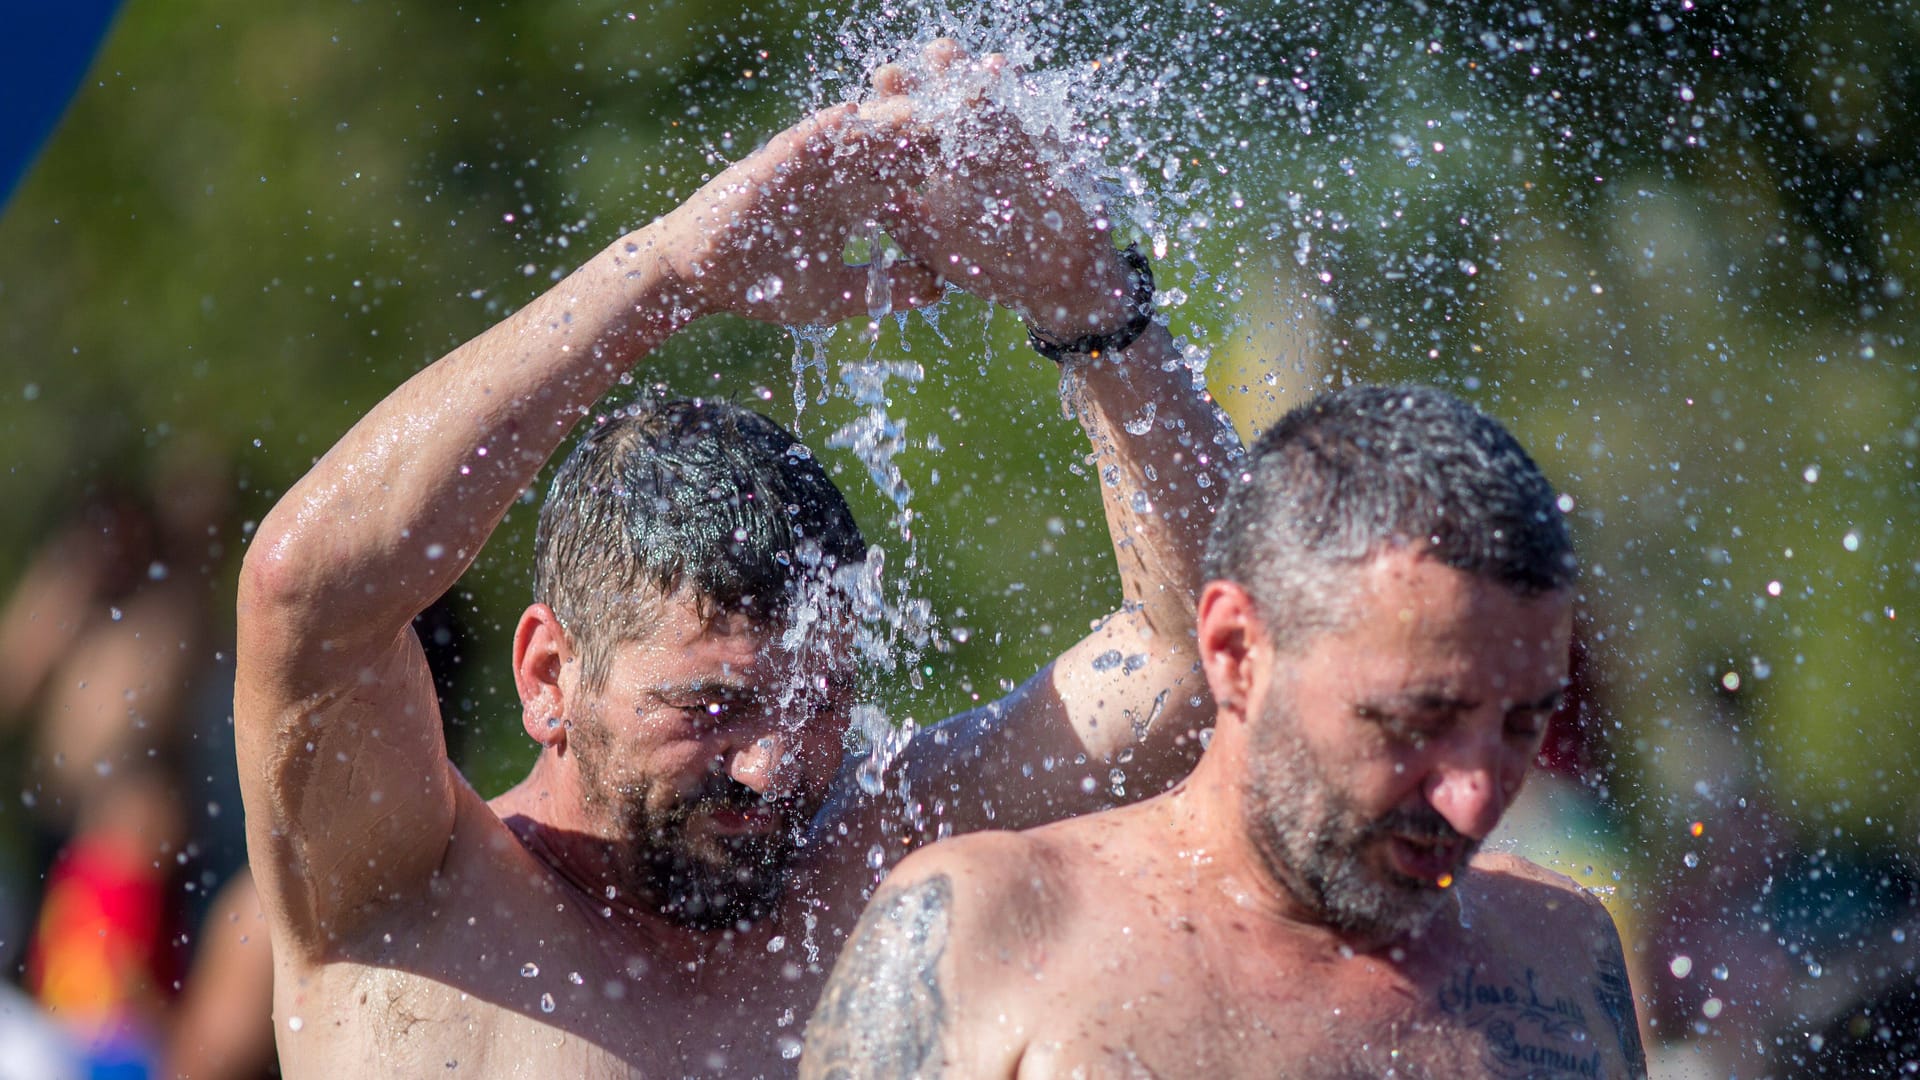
1044, 320, 1241, 773
242, 223, 696, 663
1067, 323, 1238, 612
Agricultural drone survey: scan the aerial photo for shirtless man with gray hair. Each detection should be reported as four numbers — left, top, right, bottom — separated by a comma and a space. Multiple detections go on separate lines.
804, 385, 1648, 1079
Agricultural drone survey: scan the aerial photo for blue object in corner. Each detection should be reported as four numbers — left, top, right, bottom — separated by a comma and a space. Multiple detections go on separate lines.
0, 0, 125, 209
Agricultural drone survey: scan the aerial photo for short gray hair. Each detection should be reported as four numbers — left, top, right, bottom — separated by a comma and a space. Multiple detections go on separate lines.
1202, 384, 1574, 652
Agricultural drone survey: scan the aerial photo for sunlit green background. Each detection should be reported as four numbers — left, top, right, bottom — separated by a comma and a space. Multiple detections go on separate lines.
2, 0, 1916, 1069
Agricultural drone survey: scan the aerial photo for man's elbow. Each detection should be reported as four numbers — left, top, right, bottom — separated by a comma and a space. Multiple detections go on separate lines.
237, 519, 327, 651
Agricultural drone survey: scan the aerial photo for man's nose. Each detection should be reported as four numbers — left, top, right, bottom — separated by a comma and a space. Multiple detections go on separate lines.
1423, 736, 1526, 841
717, 728, 787, 796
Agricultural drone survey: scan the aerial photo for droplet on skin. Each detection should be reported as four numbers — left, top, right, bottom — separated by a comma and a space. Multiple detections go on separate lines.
288, 1016, 304, 1032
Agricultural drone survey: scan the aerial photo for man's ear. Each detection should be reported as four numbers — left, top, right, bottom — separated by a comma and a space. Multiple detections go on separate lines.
1196, 580, 1269, 726
514, 603, 573, 750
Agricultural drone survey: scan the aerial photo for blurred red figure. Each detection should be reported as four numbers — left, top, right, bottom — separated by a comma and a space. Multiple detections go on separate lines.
1, 438, 238, 1074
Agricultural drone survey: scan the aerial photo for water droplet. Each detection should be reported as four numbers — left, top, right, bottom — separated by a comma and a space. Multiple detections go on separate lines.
539, 992, 555, 1013
1669, 955, 1693, 978
520, 962, 539, 978
287, 1016, 304, 1032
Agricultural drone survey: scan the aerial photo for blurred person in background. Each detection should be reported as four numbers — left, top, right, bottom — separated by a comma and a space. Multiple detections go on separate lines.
0, 437, 242, 1075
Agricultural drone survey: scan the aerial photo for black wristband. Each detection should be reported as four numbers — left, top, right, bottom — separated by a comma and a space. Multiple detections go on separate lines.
1025, 244, 1155, 364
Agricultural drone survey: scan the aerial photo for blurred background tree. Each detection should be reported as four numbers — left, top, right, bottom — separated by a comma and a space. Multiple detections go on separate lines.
1, 0, 1915, 1073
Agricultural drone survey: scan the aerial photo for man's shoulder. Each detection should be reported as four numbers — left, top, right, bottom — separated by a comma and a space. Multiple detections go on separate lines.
1465, 850, 1621, 951
889, 828, 1069, 898
868, 827, 1087, 946
1468, 849, 1599, 901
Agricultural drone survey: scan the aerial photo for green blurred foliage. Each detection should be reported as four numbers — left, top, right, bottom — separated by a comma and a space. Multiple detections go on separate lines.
0, 0, 1915, 925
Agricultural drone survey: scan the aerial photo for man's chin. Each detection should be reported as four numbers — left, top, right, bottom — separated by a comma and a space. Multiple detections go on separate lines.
1314, 853, 1458, 944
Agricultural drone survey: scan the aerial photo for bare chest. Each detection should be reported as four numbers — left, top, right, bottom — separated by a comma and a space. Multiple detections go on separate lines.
1008, 934, 1616, 1079
271, 885, 851, 1079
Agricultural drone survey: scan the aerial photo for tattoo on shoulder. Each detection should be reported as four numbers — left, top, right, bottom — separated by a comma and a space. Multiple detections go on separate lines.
1592, 932, 1649, 1079
1437, 964, 1605, 1077
803, 875, 954, 1080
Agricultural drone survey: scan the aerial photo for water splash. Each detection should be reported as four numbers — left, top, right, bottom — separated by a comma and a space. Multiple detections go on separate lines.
788, 323, 839, 425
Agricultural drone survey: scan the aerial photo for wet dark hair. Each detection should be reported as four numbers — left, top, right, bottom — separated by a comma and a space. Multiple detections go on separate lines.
1202, 384, 1575, 652
533, 399, 867, 690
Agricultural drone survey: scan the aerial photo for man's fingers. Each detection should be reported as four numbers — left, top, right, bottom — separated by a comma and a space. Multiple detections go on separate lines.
922, 38, 962, 73
872, 62, 914, 97
879, 257, 947, 310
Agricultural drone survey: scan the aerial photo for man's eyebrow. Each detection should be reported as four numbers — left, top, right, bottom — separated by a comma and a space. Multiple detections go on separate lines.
645, 677, 753, 702
1355, 687, 1565, 721
1512, 687, 1566, 713
1359, 690, 1479, 715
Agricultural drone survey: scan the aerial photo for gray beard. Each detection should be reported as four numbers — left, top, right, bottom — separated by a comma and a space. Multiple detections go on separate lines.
1243, 708, 1474, 943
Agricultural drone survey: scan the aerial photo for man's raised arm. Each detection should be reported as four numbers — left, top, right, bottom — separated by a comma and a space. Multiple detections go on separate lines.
235, 101, 941, 957
877, 45, 1242, 830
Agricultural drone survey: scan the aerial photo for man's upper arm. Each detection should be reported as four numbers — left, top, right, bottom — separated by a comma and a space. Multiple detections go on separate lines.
1484, 853, 1649, 1079
235, 554, 458, 961
1587, 896, 1650, 1078
802, 838, 1033, 1080
885, 607, 1206, 837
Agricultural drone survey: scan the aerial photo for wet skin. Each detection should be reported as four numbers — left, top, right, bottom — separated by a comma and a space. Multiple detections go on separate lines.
803, 550, 1649, 1079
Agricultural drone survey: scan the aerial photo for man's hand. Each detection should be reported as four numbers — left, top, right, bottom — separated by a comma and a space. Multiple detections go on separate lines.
656, 99, 947, 327
873, 40, 1138, 341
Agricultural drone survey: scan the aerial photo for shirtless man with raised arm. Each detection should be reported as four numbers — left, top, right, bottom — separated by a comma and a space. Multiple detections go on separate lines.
236, 44, 1237, 1078
804, 385, 1649, 1080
